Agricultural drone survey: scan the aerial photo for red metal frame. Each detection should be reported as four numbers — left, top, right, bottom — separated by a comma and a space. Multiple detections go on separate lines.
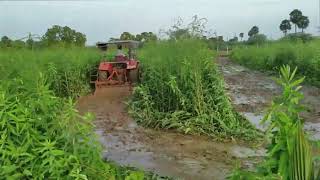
92, 59, 139, 89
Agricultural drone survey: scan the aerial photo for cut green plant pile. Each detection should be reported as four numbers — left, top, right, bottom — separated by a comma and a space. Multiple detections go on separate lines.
230, 40, 320, 87
0, 48, 149, 179
129, 39, 258, 139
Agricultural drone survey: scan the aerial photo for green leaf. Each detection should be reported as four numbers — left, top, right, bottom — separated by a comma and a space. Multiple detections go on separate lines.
2, 165, 17, 174
51, 149, 65, 156
23, 169, 32, 176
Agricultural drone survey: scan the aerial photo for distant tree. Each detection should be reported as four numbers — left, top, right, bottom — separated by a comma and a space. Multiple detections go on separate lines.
136, 32, 157, 42
0, 36, 12, 48
120, 32, 135, 40
247, 34, 267, 46
43, 25, 62, 46
74, 32, 86, 46
229, 36, 238, 43
168, 28, 191, 40
42, 25, 86, 47
289, 9, 303, 33
280, 19, 292, 36
135, 34, 142, 41
297, 15, 310, 33
61, 26, 76, 45
248, 26, 259, 37
239, 33, 244, 41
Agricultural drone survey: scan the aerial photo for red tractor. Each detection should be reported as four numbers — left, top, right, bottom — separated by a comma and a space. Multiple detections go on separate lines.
91, 40, 141, 89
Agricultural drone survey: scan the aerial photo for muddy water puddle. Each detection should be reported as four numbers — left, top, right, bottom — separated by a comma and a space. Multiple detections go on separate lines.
216, 56, 320, 140
78, 87, 264, 180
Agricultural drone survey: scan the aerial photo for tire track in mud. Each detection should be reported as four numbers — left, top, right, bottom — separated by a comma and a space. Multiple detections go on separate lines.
216, 56, 320, 139
77, 87, 264, 180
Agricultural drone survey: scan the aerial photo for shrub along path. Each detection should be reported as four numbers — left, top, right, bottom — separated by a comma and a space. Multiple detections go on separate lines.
77, 87, 265, 180
216, 55, 320, 139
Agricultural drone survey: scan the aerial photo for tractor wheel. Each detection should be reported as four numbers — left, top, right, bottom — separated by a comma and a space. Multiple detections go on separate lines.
129, 67, 140, 83
98, 70, 108, 81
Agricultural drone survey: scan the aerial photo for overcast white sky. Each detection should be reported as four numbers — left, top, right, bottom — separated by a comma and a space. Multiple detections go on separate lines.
0, 0, 319, 45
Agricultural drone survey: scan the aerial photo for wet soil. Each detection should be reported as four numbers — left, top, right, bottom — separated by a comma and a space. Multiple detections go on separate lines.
77, 87, 264, 180
76, 55, 319, 179
216, 56, 320, 139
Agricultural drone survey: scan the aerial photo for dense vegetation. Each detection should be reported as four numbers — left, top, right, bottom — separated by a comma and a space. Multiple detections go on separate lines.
0, 9, 317, 178
230, 40, 320, 87
129, 39, 258, 139
230, 66, 320, 179
0, 48, 150, 179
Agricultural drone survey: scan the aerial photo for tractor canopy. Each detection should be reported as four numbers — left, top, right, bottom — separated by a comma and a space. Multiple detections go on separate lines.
96, 40, 140, 51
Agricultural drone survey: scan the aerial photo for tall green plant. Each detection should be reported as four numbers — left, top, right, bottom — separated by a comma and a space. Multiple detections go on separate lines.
230, 66, 320, 179
129, 39, 257, 139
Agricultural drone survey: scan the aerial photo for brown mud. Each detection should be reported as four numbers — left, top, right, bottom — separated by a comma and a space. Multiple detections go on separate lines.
216, 56, 320, 139
77, 87, 264, 180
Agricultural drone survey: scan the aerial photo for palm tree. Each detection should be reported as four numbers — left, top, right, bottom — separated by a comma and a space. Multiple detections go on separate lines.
290, 9, 303, 33
248, 26, 259, 37
297, 16, 310, 33
279, 19, 292, 36
239, 32, 244, 41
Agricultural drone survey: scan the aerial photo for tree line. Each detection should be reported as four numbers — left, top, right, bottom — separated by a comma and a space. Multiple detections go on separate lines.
0, 25, 87, 49
0, 9, 312, 49
226, 9, 311, 46
0, 26, 159, 49
280, 9, 310, 35
114, 32, 158, 42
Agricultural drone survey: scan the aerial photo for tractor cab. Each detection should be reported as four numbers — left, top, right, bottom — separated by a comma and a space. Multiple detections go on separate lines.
92, 40, 141, 89
96, 40, 140, 61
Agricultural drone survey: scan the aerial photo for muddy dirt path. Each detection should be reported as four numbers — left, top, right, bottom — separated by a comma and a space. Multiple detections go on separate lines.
216, 56, 320, 139
77, 87, 264, 180
77, 56, 319, 179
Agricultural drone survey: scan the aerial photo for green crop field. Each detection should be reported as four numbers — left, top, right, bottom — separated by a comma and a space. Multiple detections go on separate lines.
231, 40, 320, 87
